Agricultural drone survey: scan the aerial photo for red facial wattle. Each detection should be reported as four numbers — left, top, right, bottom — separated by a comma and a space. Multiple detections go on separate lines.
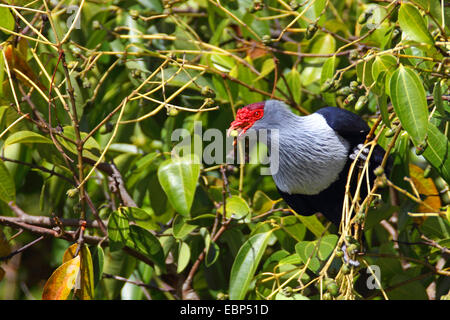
228, 103, 265, 136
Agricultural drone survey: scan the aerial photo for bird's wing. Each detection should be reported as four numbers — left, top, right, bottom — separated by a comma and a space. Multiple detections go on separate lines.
315, 107, 370, 146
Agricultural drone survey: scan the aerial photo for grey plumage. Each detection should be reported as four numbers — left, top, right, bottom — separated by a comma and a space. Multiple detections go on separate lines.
248, 100, 350, 195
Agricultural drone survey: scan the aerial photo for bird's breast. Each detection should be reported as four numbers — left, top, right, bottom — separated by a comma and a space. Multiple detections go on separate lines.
270, 114, 350, 195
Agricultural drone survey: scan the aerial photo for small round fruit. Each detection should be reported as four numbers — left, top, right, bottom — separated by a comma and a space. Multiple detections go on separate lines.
305, 23, 318, 40
341, 264, 351, 275
168, 108, 179, 116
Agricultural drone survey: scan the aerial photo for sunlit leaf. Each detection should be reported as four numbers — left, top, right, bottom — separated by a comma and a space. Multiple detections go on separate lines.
295, 241, 320, 272
77, 245, 95, 300
229, 231, 273, 300
389, 65, 428, 145
176, 241, 190, 273
301, 34, 336, 86
0, 7, 15, 32
4, 131, 52, 146
398, 3, 434, 46
157, 155, 200, 217
252, 190, 273, 215
218, 195, 250, 220
320, 55, 337, 106
173, 214, 197, 239
317, 234, 338, 260
409, 164, 441, 214
42, 256, 80, 300
254, 58, 275, 82
295, 214, 328, 238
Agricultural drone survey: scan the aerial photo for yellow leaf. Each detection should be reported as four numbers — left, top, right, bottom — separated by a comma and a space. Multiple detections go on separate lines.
76, 245, 95, 300
63, 243, 78, 263
42, 256, 80, 300
62, 243, 95, 299
409, 164, 442, 222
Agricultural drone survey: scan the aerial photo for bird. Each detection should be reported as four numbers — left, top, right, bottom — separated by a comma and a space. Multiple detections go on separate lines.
227, 100, 390, 226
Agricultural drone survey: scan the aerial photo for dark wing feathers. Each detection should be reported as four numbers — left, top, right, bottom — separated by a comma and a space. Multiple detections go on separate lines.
315, 107, 370, 147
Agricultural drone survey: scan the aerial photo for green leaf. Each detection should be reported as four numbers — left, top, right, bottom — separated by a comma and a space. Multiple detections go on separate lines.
295, 235, 338, 272
138, 0, 164, 13
365, 204, 399, 230
236, 57, 265, 104
210, 19, 229, 45
200, 227, 220, 267
56, 126, 101, 161
389, 65, 428, 145
176, 241, 191, 273
433, 82, 445, 116
229, 231, 273, 300
295, 214, 328, 238
218, 195, 250, 220
320, 56, 337, 106
0, 159, 15, 203
4, 131, 52, 146
0, 7, 15, 32
412, 0, 444, 26
301, 34, 336, 86
122, 206, 158, 231
254, 58, 275, 82
387, 272, 429, 300
126, 225, 165, 271
107, 208, 130, 251
157, 155, 200, 217
281, 216, 306, 242
210, 54, 235, 73
89, 245, 104, 287
286, 67, 302, 105
372, 54, 397, 96
126, 152, 158, 189
422, 123, 450, 184
278, 253, 302, 265
295, 241, 321, 272
205, 241, 220, 268
398, 3, 434, 46
317, 234, 338, 260
252, 190, 273, 215
356, 57, 375, 89
377, 88, 391, 128
102, 249, 136, 299
305, 0, 327, 21
172, 215, 197, 239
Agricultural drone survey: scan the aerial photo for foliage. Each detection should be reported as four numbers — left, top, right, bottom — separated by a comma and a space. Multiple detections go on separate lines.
0, 0, 449, 300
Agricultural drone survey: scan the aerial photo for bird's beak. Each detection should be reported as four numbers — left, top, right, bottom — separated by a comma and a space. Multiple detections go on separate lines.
227, 119, 252, 137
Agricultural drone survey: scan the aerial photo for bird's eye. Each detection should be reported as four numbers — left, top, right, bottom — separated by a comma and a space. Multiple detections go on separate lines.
255, 111, 261, 117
